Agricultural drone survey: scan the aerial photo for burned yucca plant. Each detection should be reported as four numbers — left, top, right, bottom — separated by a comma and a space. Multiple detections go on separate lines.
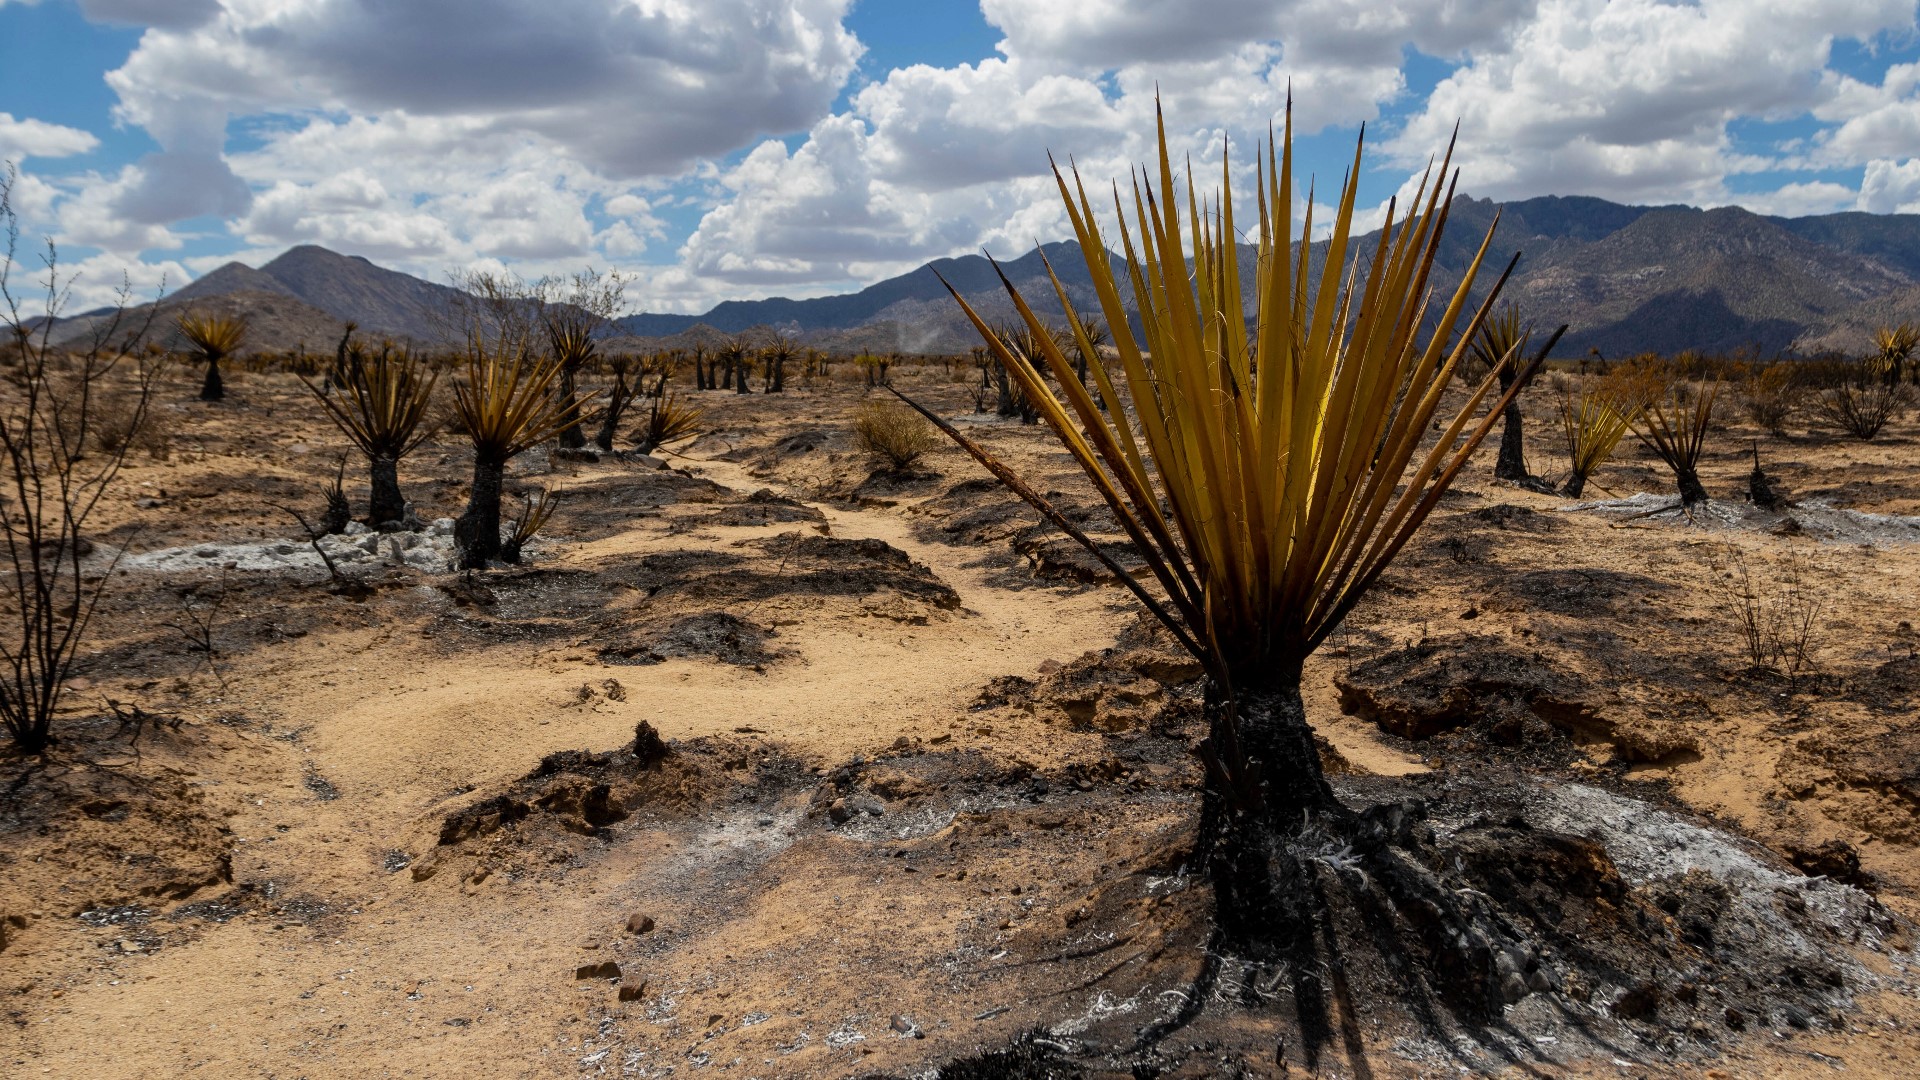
1872, 322, 1918, 386
1628, 362, 1722, 506
897, 103, 1555, 936
450, 336, 584, 568
1558, 367, 1649, 498
501, 488, 558, 564
1468, 302, 1533, 483
631, 392, 703, 455
302, 340, 438, 528
176, 312, 246, 402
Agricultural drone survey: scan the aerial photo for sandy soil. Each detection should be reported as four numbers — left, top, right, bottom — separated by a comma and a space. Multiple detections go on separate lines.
5, 359, 1920, 1078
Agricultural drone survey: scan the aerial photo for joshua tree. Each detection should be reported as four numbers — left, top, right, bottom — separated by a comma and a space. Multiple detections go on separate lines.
716, 335, 752, 393
761, 335, 799, 393
1, 165, 163, 754
1469, 302, 1533, 483
894, 105, 1551, 945
541, 268, 626, 449
302, 339, 438, 528
177, 312, 246, 402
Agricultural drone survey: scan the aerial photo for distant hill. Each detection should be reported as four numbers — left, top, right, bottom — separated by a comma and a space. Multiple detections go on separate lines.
54, 196, 1920, 357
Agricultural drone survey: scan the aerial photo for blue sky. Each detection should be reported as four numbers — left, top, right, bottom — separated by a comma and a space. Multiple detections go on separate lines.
3, 0, 1919, 313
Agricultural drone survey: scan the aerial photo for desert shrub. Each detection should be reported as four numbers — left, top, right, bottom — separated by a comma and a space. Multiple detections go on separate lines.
1705, 544, 1825, 684
1, 165, 163, 754
853, 400, 939, 469
1739, 364, 1802, 436
1557, 370, 1645, 498
1815, 377, 1910, 439
86, 390, 170, 459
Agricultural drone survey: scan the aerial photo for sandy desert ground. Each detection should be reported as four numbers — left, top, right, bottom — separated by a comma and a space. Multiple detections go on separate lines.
5, 359, 1920, 1078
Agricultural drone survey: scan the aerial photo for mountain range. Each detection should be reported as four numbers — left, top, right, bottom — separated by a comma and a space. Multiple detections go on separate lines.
51, 195, 1920, 358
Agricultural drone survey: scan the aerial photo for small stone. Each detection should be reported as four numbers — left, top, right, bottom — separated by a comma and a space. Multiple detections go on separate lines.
1724, 1007, 1746, 1031
625, 913, 655, 935
890, 1014, 918, 1036
134, 498, 164, 509
575, 961, 621, 981
827, 798, 852, 824
755, 816, 774, 827
617, 977, 647, 1002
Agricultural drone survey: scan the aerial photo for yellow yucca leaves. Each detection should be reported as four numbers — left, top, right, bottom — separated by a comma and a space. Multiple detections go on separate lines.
1558, 371, 1647, 498
175, 312, 247, 359
927, 103, 1534, 684
452, 336, 584, 464
303, 342, 438, 460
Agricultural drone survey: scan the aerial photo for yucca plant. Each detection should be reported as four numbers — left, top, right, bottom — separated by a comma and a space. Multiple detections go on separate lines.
594, 356, 637, 452
1557, 370, 1645, 498
631, 392, 703, 455
500, 488, 558, 564
1628, 362, 1722, 506
761, 335, 799, 393
1872, 322, 1917, 386
176, 312, 246, 402
1469, 302, 1533, 482
301, 340, 438, 527
450, 336, 585, 567
544, 317, 597, 449
897, 103, 1553, 885
718, 336, 753, 394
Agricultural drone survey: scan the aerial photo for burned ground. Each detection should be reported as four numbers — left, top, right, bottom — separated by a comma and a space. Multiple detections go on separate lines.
6, 363, 1920, 1077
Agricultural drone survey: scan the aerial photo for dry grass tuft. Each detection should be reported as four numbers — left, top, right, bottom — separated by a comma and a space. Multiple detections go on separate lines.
853, 399, 940, 469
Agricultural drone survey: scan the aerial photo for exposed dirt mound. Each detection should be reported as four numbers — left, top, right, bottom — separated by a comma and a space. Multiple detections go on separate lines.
0, 723, 236, 956
1778, 725, 1920, 844
1337, 635, 1700, 764
599, 611, 786, 668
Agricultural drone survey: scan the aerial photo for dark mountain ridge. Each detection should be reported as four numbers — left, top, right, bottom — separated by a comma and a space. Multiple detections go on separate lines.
60, 196, 1920, 358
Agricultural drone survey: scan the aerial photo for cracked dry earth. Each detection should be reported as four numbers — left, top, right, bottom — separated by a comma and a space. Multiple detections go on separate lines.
6, 365, 1920, 1078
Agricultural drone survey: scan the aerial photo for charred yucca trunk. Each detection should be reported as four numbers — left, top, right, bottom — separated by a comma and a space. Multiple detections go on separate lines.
555, 367, 586, 449
455, 457, 506, 568
368, 455, 405, 526
199, 360, 224, 402
1494, 369, 1528, 482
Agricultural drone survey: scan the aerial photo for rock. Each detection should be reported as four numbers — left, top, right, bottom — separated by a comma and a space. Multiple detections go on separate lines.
618, 976, 647, 1002
827, 798, 852, 824
134, 497, 165, 509
625, 913, 655, 935
343, 521, 372, 535
575, 961, 621, 981
633, 454, 667, 470
890, 1014, 922, 1037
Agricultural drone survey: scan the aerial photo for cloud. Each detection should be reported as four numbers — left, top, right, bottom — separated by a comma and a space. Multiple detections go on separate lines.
103, 0, 863, 178
1388, 0, 1917, 203
77, 0, 220, 30
1860, 157, 1920, 212
0, 113, 100, 161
